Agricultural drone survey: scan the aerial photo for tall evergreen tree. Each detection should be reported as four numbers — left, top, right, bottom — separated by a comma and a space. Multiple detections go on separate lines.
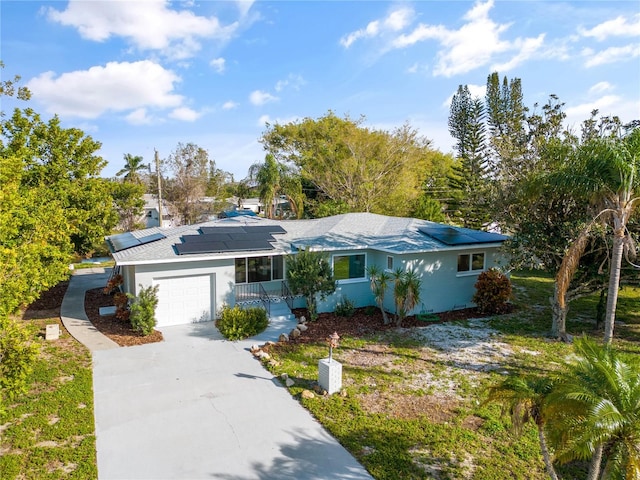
448, 86, 491, 228
486, 72, 527, 178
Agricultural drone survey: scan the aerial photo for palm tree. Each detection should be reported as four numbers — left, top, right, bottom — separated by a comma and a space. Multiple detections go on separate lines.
545, 336, 640, 479
248, 154, 304, 219
486, 375, 559, 480
580, 129, 640, 343
542, 128, 639, 343
116, 153, 147, 184
249, 154, 279, 218
367, 265, 391, 325
392, 268, 422, 326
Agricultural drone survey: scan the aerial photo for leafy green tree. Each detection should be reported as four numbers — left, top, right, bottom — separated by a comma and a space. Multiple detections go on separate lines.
206, 160, 234, 212
485, 375, 559, 480
0, 61, 31, 104
285, 248, 336, 320
546, 337, 640, 479
111, 180, 145, 231
367, 265, 391, 325
261, 112, 438, 217
0, 316, 40, 413
116, 153, 147, 184
1, 108, 117, 313
163, 142, 210, 224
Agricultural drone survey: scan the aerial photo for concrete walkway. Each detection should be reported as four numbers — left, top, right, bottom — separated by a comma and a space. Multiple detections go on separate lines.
61, 268, 119, 351
62, 271, 372, 480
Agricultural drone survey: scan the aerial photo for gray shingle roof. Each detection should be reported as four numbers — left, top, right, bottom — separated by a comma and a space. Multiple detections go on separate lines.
108, 213, 505, 265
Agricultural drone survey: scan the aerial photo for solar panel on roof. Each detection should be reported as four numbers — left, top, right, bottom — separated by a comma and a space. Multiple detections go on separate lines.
174, 239, 275, 255
244, 225, 287, 234
229, 240, 275, 251
138, 232, 165, 245
108, 231, 166, 252
227, 232, 275, 241
199, 225, 286, 235
175, 241, 229, 255
108, 232, 140, 251
418, 226, 506, 246
199, 226, 248, 234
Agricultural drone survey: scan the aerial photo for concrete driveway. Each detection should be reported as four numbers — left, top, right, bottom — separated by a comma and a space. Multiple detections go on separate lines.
93, 321, 372, 480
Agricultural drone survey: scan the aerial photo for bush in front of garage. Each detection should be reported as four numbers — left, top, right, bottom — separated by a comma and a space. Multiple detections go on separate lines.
127, 284, 159, 336
216, 305, 268, 340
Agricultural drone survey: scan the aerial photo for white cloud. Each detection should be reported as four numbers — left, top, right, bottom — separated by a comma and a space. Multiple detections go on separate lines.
47, 0, 237, 59
578, 14, 640, 41
170, 107, 201, 121
491, 34, 545, 72
249, 90, 278, 106
126, 108, 154, 125
275, 74, 305, 92
210, 57, 226, 73
565, 95, 624, 127
257, 114, 271, 127
340, 6, 413, 48
222, 100, 239, 110
584, 44, 640, 67
26, 61, 184, 119
589, 81, 613, 95
236, 0, 255, 18
389, 0, 545, 77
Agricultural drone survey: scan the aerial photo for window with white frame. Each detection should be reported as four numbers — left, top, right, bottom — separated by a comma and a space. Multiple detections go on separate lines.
333, 253, 366, 281
235, 255, 284, 283
457, 252, 485, 273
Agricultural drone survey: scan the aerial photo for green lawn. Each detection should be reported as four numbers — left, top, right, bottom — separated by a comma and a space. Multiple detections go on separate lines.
264, 271, 640, 480
0, 318, 97, 479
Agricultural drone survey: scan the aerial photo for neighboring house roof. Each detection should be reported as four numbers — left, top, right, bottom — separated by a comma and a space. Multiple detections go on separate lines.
107, 213, 507, 266
143, 194, 172, 216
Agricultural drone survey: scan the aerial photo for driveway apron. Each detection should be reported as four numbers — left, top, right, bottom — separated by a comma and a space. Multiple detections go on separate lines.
93, 322, 372, 480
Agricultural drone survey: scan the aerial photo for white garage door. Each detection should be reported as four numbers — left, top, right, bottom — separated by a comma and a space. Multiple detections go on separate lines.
154, 274, 214, 327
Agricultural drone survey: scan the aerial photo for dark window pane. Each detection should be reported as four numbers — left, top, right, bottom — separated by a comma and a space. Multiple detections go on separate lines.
272, 255, 283, 280
457, 254, 470, 272
387, 256, 394, 270
235, 258, 246, 283
350, 254, 365, 278
248, 256, 271, 283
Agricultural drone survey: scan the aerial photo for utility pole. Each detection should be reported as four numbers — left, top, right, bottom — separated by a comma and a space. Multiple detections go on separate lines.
155, 149, 163, 228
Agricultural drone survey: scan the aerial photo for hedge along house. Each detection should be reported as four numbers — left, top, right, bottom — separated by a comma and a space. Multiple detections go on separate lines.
106, 212, 508, 328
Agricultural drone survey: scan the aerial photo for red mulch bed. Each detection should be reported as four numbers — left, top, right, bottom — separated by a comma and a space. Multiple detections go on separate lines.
84, 288, 163, 346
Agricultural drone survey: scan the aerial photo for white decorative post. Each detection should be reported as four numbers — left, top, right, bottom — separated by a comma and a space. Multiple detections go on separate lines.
318, 332, 342, 395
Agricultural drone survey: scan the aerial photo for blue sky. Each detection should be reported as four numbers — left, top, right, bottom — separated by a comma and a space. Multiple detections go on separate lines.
2, 0, 639, 179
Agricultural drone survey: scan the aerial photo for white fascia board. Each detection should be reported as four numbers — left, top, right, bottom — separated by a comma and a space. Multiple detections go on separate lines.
114, 248, 292, 266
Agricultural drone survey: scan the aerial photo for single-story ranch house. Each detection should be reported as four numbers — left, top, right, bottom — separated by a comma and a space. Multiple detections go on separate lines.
106, 212, 508, 328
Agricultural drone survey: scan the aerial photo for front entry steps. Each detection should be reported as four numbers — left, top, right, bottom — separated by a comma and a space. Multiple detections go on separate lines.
267, 300, 297, 332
